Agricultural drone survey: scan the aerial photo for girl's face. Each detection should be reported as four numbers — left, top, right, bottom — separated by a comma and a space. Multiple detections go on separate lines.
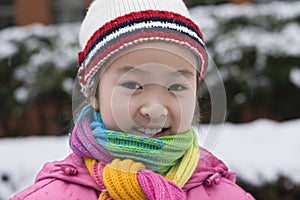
92, 45, 198, 137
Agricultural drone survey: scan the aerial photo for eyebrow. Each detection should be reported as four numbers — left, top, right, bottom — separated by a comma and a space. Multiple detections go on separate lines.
115, 65, 146, 75
173, 69, 196, 79
116, 66, 196, 78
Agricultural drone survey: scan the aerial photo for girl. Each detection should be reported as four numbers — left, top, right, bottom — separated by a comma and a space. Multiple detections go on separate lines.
11, 0, 255, 199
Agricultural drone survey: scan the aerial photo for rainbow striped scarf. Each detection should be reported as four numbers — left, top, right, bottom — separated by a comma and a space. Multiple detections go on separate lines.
70, 104, 199, 199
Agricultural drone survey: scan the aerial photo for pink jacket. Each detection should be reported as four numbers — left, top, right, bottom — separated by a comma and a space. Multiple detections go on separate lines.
11, 148, 255, 200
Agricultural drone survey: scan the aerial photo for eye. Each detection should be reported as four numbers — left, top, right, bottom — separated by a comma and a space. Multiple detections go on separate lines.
121, 82, 143, 90
168, 84, 187, 91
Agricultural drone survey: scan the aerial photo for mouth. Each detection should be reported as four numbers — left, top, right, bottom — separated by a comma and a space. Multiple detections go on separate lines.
133, 127, 169, 137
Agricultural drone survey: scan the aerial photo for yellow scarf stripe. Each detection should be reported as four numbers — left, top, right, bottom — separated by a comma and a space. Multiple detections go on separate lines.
102, 159, 147, 200
99, 191, 110, 200
165, 130, 200, 187
84, 158, 97, 175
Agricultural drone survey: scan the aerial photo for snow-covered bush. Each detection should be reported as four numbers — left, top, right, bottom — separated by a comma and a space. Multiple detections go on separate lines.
191, 1, 300, 122
0, 23, 80, 136
0, 23, 79, 101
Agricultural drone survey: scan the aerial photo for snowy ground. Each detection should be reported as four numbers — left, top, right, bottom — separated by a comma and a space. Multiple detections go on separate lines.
1, 119, 300, 199
202, 119, 300, 184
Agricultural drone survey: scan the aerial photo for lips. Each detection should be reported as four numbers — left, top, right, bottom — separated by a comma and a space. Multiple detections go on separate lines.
135, 127, 162, 135
133, 127, 169, 137
149, 128, 169, 138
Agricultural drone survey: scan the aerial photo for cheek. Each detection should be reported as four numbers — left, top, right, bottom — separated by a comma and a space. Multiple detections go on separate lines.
174, 93, 197, 132
99, 86, 135, 132
183, 97, 196, 121
98, 90, 115, 130
97, 80, 116, 129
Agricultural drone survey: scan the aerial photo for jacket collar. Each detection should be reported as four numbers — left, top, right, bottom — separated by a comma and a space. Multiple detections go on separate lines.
183, 147, 236, 191
35, 153, 101, 191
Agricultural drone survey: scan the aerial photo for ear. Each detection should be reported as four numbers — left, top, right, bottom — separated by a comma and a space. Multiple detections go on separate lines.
90, 95, 99, 110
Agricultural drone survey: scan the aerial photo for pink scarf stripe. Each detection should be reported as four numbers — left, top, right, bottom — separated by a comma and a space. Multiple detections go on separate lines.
70, 119, 114, 163
137, 170, 185, 200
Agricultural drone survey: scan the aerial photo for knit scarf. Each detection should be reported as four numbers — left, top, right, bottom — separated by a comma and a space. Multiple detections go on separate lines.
70, 104, 199, 199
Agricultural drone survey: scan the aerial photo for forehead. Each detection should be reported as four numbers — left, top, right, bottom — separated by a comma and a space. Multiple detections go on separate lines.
106, 42, 199, 74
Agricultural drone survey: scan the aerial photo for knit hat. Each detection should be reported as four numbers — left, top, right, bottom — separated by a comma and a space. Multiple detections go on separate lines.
77, 0, 208, 97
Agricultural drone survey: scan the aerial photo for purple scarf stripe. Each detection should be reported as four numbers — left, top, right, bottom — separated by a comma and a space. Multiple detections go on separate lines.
71, 118, 113, 163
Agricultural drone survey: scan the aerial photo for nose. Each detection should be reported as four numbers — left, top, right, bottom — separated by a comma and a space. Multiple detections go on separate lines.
140, 104, 168, 119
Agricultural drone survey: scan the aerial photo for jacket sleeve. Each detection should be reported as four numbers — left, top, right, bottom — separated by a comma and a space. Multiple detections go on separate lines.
185, 177, 255, 200
10, 178, 98, 200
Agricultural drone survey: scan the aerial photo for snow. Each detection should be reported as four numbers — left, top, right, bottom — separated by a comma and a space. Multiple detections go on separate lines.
13, 87, 29, 103
62, 77, 75, 93
1, 119, 300, 199
200, 119, 300, 185
290, 67, 300, 88
0, 136, 70, 199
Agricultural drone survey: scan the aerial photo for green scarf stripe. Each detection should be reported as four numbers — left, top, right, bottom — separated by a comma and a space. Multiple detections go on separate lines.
104, 130, 194, 174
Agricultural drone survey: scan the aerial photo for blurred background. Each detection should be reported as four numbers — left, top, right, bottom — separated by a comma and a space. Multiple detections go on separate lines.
0, 0, 300, 199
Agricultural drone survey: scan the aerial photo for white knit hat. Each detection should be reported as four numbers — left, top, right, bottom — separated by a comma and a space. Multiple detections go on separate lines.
79, 0, 191, 48
77, 0, 208, 97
